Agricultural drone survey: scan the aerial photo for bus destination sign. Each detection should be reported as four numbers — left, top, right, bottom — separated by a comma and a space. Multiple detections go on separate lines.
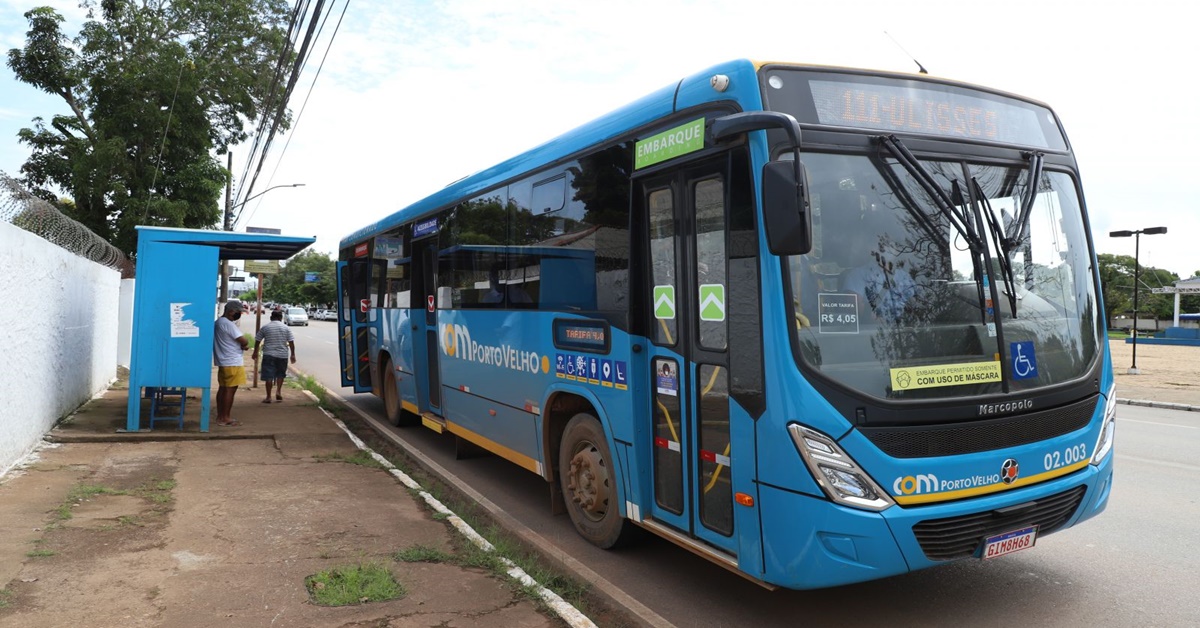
807, 78, 1063, 150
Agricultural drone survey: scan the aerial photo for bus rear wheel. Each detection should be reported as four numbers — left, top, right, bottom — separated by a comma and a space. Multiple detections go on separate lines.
382, 361, 408, 426
559, 413, 635, 549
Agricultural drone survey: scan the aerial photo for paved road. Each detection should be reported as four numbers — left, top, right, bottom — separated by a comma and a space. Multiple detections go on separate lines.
289, 321, 1200, 627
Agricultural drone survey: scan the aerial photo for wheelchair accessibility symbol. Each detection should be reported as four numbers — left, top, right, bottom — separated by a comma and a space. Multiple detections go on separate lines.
1010, 341, 1038, 380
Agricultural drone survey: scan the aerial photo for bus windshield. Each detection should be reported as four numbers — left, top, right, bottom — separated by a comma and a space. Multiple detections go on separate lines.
787, 151, 1100, 402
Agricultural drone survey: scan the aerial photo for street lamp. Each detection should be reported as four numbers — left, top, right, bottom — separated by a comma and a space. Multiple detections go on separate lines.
219, 182, 305, 306
1109, 226, 1168, 374
224, 183, 306, 231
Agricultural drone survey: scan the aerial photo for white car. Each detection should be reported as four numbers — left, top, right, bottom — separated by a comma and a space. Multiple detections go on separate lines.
284, 307, 309, 326
313, 309, 337, 321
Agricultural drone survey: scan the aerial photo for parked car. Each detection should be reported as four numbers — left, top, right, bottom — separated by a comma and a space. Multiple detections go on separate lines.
284, 307, 309, 326
313, 309, 337, 321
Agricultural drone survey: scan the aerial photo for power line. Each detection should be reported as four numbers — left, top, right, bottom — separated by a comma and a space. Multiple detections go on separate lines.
234, 0, 310, 206
238, 0, 350, 228
237, 0, 328, 209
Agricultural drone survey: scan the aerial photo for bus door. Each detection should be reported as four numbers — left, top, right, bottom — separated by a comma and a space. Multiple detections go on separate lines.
337, 257, 379, 393
410, 237, 442, 414
637, 158, 737, 555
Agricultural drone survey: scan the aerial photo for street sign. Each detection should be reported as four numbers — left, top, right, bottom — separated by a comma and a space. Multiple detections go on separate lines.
244, 260, 280, 274
245, 226, 282, 234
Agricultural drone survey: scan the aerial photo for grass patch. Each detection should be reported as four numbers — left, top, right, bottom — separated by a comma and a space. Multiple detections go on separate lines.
314, 451, 386, 469
393, 544, 454, 563
0, 588, 11, 608
26, 549, 55, 558
305, 562, 404, 606
292, 374, 330, 408
132, 478, 176, 504
57, 484, 126, 521
67, 484, 126, 501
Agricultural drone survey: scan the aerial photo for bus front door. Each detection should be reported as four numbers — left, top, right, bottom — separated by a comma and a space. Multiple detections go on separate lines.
637, 158, 737, 555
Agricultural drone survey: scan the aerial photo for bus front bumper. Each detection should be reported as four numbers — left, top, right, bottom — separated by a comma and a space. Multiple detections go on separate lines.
756, 455, 1112, 589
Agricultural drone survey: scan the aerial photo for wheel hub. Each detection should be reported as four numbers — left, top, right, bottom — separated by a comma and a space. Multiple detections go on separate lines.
568, 446, 609, 515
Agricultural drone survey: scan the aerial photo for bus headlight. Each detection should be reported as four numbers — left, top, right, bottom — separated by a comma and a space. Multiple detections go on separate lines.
1091, 391, 1117, 465
788, 424, 894, 511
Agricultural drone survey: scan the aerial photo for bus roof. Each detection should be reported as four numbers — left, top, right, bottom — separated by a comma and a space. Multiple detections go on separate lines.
340, 59, 1062, 248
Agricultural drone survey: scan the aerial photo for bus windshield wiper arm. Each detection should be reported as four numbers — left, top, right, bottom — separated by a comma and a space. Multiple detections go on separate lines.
973, 177, 1019, 317
878, 135, 985, 252
1002, 151, 1044, 252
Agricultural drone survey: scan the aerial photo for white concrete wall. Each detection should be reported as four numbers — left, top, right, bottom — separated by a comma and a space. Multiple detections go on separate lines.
0, 221, 120, 475
118, 278, 135, 368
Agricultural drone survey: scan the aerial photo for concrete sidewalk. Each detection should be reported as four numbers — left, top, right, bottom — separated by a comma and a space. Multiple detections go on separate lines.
0, 370, 569, 628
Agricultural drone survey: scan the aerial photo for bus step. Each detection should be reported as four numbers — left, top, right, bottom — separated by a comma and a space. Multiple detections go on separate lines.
420, 412, 445, 433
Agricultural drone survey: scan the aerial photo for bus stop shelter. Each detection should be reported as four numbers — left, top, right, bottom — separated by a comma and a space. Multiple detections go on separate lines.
124, 226, 316, 432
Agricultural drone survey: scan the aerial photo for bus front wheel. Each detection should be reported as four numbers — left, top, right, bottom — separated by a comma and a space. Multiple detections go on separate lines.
559, 413, 634, 549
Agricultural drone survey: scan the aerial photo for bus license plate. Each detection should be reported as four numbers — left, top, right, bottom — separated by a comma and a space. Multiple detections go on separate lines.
982, 526, 1037, 560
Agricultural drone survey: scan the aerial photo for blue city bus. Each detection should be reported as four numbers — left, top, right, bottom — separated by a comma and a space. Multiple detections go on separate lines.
337, 59, 1114, 589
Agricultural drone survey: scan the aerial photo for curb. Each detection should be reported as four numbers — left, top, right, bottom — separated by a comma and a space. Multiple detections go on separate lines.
1116, 398, 1200, 413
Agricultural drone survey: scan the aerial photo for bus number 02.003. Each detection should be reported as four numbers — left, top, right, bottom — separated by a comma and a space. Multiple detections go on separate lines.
1044, 444, 1087, 471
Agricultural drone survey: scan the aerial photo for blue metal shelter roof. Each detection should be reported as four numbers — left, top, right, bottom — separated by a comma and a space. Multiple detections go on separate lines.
135, 226, 316, 260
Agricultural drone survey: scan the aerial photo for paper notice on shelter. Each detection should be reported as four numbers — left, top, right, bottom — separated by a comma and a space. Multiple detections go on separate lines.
170, 302, 200, 338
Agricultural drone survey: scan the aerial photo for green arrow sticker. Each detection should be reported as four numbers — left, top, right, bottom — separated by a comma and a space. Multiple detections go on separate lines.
699, 284, 726, 322
654, 285, 676, 319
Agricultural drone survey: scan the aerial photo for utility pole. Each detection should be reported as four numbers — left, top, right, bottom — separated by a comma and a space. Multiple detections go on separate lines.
219, 152, 232, 305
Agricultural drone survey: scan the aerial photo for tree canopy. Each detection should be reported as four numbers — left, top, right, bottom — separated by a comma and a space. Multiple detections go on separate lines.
6, 0, 293, 256
262, 249, 335, 307
1097, 253, 1198, 327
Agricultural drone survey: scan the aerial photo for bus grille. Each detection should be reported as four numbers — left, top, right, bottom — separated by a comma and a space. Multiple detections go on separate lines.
860, 395, 1098, 458
911, 485, 1087, 561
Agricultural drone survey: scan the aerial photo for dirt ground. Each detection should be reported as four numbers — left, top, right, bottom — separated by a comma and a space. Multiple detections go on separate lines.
1107, 339, 1200, 405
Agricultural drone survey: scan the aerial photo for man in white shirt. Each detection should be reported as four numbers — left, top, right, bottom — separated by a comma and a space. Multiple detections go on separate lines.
213, 301, 249, 426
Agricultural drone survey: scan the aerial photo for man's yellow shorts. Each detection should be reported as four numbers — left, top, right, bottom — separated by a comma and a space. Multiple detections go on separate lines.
217, 366, 246, 387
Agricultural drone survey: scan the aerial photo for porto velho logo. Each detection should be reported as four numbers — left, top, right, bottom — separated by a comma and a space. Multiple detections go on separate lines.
440, 323, 550, 375
893, 470, 1005, 496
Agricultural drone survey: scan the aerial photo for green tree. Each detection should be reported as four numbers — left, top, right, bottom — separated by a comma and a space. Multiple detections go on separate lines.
1097, 253, 1133, 326
6, 0, 292, 257
263, 250, 335, 307
1098, 253, 1181, 329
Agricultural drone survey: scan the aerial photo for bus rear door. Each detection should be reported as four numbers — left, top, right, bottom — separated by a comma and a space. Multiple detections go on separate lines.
410, 237, 442, 415
337, 257, 378, 393
636, 157, 738, 556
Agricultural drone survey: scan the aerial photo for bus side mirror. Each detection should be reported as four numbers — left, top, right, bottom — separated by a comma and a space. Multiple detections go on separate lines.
762, 160, 812, 255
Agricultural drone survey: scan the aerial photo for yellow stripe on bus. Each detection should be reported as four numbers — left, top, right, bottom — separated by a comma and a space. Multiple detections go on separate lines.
445, 421, 543, 476
892, 460, 1090, 506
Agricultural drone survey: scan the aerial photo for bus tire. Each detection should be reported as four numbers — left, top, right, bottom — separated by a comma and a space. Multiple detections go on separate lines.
382, 361, 410, 426
559, 413, 635, 549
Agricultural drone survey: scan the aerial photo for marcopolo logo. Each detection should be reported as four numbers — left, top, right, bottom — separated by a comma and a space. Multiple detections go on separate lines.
440, 323, 549, 375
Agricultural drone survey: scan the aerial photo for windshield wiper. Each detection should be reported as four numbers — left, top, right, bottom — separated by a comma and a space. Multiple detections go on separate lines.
972, 177, 1019, 317
878, 135, 985, 252
1001, 151, 1044, 253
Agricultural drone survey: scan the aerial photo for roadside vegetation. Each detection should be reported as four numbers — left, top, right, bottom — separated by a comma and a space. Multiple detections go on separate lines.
305, 562, 403, 606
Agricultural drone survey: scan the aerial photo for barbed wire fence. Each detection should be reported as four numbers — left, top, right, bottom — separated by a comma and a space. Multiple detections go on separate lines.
0, 171, 134, 278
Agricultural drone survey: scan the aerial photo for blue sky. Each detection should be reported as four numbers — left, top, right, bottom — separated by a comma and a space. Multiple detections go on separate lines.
2, 0, 1197, 280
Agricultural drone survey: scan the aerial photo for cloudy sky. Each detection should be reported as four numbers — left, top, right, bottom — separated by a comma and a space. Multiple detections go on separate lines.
2, 0, 1197, 281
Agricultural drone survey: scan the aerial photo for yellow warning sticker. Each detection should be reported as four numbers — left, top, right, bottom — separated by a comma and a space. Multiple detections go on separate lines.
890, 361, 1002, 391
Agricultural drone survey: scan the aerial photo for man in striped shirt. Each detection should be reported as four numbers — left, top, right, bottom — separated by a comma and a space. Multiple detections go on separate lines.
252, 310, 297, 403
